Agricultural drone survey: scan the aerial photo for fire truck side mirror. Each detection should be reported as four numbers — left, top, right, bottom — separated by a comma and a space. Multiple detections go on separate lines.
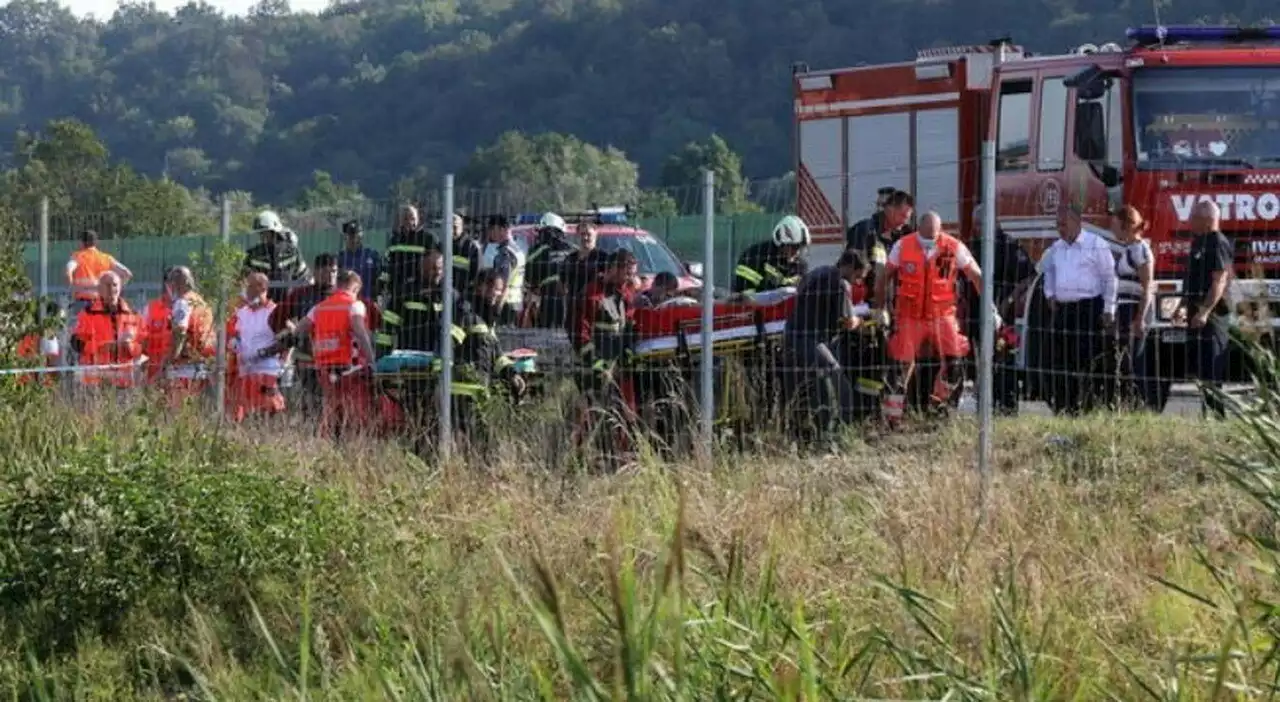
1073, 101, 1107, 162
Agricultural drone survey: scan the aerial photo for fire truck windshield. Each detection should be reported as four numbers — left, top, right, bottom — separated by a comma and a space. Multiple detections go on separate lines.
1133, 67, 1280, 169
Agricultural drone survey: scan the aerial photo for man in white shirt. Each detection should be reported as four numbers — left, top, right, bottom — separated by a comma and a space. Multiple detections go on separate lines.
229, 272, 287, 422
1040, 202, 1119, 415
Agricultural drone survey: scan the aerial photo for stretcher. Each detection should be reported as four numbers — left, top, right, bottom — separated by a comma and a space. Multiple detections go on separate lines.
630, 291, 796, 361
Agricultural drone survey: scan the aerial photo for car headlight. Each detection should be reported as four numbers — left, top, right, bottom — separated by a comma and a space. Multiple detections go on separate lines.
1158, 295, 1182, 321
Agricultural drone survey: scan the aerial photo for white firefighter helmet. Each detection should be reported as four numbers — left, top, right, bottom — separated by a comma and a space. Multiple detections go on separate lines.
772, 215, 811, 247
538, 212, 567, 233
252, 210, 284, 234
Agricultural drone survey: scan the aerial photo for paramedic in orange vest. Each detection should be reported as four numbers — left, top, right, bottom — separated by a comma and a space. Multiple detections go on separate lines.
70, 272, 144, 390
228, 273, 287, 422
873, 211, 986, 412
162, 266, 217, 408
287, 270, 377, 440
66, 229, 132, 308
140, 266, 178, 385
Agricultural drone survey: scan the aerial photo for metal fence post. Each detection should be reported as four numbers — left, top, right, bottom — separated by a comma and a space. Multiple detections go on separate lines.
213, 196, 231, 418
38, 197, 49, 308
439, 174, 455, 460
699, 170, 716, 456
977, 142, 997, 497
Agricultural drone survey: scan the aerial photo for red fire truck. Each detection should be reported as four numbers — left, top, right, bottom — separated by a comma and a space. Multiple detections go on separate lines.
794, 25, 1280, 404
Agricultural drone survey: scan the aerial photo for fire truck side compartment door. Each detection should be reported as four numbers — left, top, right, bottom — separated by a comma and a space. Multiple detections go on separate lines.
847, 113, 911, 223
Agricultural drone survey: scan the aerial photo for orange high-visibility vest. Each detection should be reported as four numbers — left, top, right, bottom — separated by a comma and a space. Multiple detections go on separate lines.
174, 292, 216, 365
894, 233, 961, 321
70, 248, 117, 301
311, 290, 361, 368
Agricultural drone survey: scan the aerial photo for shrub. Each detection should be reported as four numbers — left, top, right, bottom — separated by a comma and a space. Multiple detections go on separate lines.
0, 420, 368, 654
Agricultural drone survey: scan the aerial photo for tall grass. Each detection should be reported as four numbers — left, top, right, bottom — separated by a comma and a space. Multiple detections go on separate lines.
0, 380, 1277, 699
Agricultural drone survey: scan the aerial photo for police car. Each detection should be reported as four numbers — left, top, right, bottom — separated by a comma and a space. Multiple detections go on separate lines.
509, 207, 703, 293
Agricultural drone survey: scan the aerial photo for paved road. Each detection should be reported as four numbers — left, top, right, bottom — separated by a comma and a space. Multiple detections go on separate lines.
1012, 383, 1251, 418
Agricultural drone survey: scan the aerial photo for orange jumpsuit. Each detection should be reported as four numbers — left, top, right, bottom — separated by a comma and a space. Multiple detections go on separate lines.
71, 300, 143, 388
887, 233, 972, 363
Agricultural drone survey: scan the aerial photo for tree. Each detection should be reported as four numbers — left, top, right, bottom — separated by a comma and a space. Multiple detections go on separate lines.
8, 119, 111, 212
0, 119, 214, 237
294, 170, 364, 211
659, 135, 756, 215
460, 131, 640, 213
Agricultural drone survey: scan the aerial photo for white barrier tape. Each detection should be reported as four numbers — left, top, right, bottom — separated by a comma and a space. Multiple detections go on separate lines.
0, 356, 149, 376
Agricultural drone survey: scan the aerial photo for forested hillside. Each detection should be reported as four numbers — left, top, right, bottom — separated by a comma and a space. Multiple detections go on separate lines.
0, 0, 1273, 204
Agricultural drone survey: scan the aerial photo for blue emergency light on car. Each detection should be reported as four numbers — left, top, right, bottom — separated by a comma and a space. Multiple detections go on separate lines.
1127, 25, 1280, 45
512, 207, 629, 225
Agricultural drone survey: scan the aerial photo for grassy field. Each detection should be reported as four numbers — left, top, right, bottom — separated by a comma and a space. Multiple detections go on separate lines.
0, 390, 1277, 700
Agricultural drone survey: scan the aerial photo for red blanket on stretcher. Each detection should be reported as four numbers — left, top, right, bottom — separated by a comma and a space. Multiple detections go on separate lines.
631, 296, 796, 338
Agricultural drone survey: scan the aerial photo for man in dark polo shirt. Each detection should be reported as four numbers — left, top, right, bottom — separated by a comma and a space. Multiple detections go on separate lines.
1178, 200, 1234, 418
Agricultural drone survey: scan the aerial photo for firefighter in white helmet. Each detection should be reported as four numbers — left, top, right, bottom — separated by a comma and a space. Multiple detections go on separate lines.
732, 214, 810, 295
525, 212, 577, 327
243, 209, 308, 303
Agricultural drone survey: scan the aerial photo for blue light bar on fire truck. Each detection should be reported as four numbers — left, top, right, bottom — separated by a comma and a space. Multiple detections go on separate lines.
512, 206, 629, 226
1127, 25, 1280, 45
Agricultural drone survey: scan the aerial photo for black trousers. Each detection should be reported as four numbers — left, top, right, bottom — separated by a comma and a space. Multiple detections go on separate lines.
1186, 323, 1229, 418
1050, 296, 1103, 415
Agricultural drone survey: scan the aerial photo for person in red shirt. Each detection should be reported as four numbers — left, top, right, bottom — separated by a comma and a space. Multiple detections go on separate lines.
573, 250, 638, 377
70, 272, 144, 390
284, 270, 378, 440
570, 251, 640, 463
140, 266, 177, 386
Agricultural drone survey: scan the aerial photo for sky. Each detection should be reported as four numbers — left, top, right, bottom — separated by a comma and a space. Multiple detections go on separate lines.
50, 0, 331, 19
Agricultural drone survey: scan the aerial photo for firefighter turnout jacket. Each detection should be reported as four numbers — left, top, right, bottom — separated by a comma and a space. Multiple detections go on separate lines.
376, 285, 464, 357
733, 241, 808, 295
451, 233, 484, 294
244, 234, 309, 303
460, 298, 520, 386
379, 226, 440, 302
847, 212, 911, 293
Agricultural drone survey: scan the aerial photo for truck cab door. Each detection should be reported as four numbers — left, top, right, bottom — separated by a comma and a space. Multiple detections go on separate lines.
992, 70, 1073, 261
1065, 67, 1126, 242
